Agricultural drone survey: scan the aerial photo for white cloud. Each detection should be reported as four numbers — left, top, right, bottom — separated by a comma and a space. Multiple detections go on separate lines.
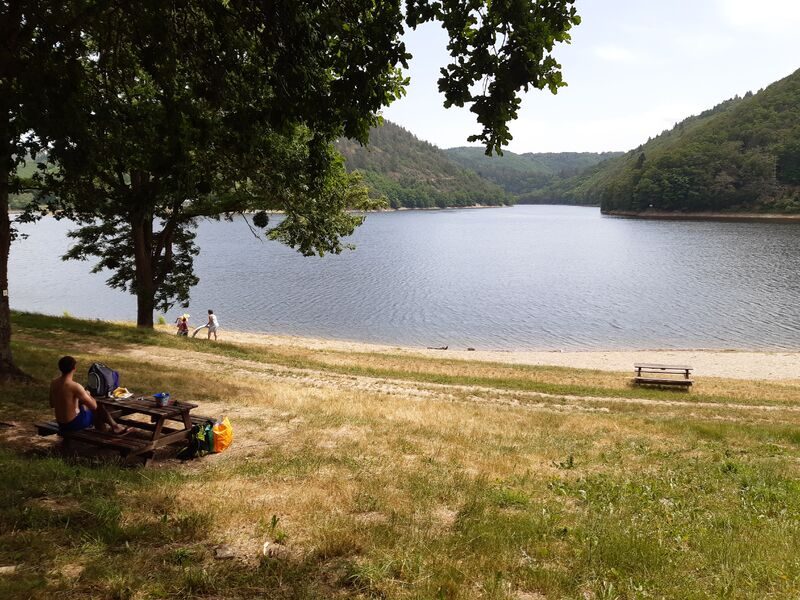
671, 32, 735, 55
718, 0, 800, 32
593, 44, 642, 64
508, 102, 706, 154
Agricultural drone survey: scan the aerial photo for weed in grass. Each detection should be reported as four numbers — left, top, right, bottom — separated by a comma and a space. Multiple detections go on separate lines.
106, 574, 134, 600
488, 486, 530, 509
353, 491, 381, 513
179, 566, 218, 595
170, 547, 195, 565
553, 454, 575, 470
266, 514, 289, 544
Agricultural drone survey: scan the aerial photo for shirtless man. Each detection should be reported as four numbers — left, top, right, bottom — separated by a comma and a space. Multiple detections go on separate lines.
49, 356, 127, 435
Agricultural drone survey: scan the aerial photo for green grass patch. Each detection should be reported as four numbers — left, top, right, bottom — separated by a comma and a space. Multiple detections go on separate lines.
3, 312, 800, 598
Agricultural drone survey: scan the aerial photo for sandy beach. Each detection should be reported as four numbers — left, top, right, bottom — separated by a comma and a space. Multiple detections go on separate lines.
193, 328, 800, 381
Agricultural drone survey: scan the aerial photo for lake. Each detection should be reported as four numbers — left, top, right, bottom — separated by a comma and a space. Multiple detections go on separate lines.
10, 205, 800, 350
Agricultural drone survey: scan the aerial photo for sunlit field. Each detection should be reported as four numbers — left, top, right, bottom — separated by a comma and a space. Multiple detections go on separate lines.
2, 313, 799, 599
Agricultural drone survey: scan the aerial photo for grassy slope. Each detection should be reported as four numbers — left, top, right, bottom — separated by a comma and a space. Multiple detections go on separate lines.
2, 313, 800, 599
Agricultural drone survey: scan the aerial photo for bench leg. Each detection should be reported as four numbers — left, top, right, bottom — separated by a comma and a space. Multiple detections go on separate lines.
124, 451, 154, 467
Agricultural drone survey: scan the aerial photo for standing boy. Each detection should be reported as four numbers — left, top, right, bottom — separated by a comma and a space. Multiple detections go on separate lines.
206, 309, 220, 340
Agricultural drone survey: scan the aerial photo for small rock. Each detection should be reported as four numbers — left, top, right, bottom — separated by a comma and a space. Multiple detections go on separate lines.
214, 544, 236, 560
0, 565, 18, 575
262, 541, 290, 560
58, 564, 85, 580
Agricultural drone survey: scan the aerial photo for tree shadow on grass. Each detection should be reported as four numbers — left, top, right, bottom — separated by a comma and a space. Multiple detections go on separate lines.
0, 435, 372, 599
0, 314, 373, 597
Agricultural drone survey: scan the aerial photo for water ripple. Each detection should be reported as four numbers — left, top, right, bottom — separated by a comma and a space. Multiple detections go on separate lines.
10, 206, 800, 350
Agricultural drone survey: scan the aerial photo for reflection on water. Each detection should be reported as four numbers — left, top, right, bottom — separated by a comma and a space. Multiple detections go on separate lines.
11, 206, 800, 350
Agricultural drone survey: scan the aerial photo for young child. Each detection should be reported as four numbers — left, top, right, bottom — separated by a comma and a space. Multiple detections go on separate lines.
176, 315, 189, 336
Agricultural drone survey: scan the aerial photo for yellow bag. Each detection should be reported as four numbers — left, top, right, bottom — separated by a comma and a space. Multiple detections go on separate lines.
212, 417, 233, 453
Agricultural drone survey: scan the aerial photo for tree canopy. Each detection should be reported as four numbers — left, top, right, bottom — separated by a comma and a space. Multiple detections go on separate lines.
0, 0, 91, 378
4, 0, 580, 345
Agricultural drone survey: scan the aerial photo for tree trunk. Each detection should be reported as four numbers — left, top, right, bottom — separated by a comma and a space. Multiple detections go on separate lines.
0, 139, 30, 381
135, 283, 155, 328
131, 210, 155, 328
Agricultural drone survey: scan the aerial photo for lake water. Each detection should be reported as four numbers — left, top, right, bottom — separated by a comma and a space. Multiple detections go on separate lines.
10, 205, 800, 350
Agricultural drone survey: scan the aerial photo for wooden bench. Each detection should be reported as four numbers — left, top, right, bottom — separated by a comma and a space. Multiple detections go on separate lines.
35, 421, 153, 465
633, 363, 693, 388
36, 395, 212, 466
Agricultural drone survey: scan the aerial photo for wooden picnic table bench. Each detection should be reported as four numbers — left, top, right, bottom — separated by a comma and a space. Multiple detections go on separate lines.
633, 363, 693, 388
36, 395, 211, 466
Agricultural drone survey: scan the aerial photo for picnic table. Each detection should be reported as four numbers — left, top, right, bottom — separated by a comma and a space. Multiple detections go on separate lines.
36, 395, 210, 466
633, 363, 693, 388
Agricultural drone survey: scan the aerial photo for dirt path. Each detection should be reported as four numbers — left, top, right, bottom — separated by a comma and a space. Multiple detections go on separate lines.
170, 327, 800, 381
117, 344, 800, 421
20, 328, 798, 422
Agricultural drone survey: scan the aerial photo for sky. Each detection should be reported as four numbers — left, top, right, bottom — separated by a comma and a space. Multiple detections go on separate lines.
382, 0, 800, 154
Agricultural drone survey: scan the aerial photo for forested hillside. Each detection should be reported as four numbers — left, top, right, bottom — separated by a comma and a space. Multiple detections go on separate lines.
337, 122, 510, 209
533, 68, 800, 213
445, 147, 621, 200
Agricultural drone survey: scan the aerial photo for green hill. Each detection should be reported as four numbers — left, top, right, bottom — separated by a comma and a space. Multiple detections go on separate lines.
536, 68, 800, 213
336, 121, 510, 209
445, 147, 621, 201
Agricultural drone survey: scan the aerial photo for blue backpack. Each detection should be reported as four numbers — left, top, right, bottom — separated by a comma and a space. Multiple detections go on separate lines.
87, 362, 119, 397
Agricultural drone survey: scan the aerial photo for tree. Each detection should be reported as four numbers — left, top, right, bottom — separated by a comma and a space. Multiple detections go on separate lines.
26, 0, 580, 329
0, 1, 92, 379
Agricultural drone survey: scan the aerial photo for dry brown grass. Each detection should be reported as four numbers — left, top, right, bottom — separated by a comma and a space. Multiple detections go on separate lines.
4, 315, 800, 598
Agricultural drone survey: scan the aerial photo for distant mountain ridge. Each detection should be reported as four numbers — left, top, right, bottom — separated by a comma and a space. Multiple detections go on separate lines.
445, 147, 622, 201
336, 120, 622, 208
533, 67, 800, 214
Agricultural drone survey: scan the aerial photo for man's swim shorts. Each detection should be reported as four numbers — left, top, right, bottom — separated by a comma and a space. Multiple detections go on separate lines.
58, 406, 94, 434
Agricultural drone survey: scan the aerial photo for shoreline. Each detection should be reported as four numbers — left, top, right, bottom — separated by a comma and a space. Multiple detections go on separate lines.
603, 209, 800, 223
157, 325, 800, 381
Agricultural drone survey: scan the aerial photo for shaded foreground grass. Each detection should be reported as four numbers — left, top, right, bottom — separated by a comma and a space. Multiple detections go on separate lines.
1, 312, 800, 599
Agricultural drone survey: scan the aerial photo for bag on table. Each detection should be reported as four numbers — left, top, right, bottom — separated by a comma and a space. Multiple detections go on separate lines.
87, 362, 120, 397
